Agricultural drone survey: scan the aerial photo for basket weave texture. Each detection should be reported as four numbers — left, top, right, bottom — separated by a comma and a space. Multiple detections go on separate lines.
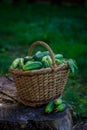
10, 41, 69, 107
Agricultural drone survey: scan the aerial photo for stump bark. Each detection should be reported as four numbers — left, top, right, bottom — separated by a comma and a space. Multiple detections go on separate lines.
0, 76, 73, 130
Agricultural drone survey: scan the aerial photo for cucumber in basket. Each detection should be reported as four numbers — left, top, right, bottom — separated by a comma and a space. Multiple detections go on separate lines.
19, 58, 24, 69
55, 54, 63, 60
34, 51, 50, 61
23, 61, 43, 71
11, 58, 20, 69
10, 46, 77, 73
9, 41, 78, 107
24, 56, 33, 63
42, 55, 52, 68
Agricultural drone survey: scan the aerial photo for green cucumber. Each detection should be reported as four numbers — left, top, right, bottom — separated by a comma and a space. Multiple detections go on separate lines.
11, 58, 20, 69
19, 58, 24, 69
34, 51, 50, 61
55, 59, 63, 65
54, 98, 62, 105
55, 103, 66, 112
23, 61, 43, 71
33, 51, 43, 61
45, 101, 54, 113
24, 56, 33, 63
42, 51, 50, 56
55, 54, 63, 60
42, 60, 50, 68
46, 56, 52, 66
42, 56, 52, 68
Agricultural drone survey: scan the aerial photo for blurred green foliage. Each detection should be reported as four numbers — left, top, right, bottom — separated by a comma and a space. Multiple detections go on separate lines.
0, 3, 87, 119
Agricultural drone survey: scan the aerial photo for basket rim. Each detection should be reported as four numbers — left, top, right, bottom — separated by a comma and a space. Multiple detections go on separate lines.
9, 64, 69, 76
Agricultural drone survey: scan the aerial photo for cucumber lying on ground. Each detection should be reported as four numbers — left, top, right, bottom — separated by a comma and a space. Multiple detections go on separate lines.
23, 61, 43, 71
45, 101, 54, 113
54, 98, 62, 105
45, 98, 66, 114
55, 103, 66, 112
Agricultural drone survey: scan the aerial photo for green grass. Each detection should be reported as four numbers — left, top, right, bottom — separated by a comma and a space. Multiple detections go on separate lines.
0, 2, 87, 119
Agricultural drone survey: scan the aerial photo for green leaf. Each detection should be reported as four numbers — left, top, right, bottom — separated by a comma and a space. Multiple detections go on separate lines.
67, 59, 78, 73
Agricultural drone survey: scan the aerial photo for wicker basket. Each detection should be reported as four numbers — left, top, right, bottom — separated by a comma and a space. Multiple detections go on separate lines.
10, 41, 69, 107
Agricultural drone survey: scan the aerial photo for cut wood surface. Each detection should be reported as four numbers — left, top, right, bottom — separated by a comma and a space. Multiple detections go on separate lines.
0, 76, 73, 130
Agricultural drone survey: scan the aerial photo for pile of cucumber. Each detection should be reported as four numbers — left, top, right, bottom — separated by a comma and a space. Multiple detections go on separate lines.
45, 98, 66, 114
10, 51, 77, 73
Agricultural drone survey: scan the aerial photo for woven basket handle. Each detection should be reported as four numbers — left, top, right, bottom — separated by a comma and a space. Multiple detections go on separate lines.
28, 41, 56, 68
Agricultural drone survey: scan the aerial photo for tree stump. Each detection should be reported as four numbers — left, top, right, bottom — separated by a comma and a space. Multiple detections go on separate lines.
0, 76, 73, 130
